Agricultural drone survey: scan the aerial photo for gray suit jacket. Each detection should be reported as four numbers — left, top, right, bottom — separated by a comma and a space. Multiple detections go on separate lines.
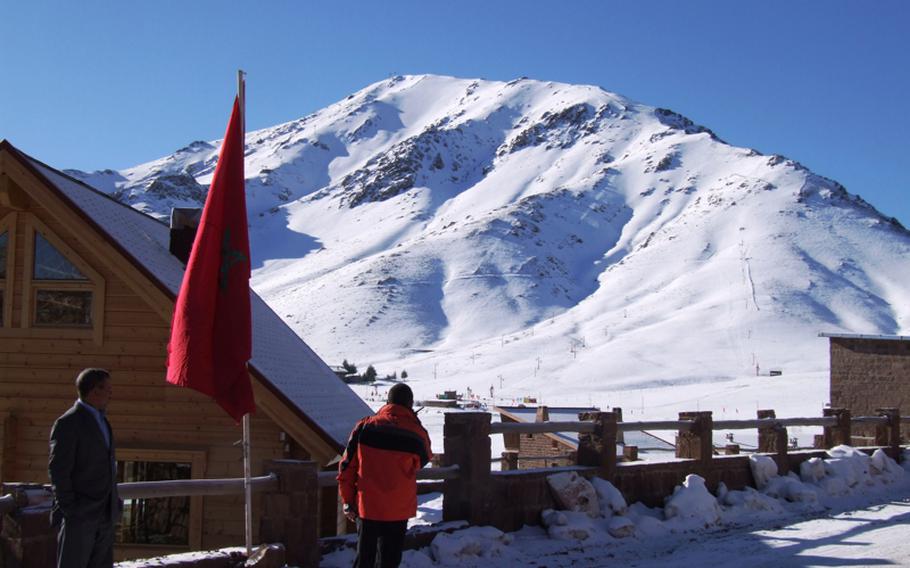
48, 402, 120, 526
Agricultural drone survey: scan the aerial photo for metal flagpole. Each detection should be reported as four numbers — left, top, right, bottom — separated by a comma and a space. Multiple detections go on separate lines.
238, 68, 253, 559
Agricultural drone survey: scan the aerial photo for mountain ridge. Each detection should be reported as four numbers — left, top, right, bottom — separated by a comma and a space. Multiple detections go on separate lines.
67, 74, 910, 408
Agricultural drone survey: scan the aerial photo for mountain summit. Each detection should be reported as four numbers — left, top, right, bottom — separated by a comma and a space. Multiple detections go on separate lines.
70, 75, 910, 402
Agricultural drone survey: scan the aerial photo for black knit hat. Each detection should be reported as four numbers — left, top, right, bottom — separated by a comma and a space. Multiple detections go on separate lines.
388, 383, 414, 408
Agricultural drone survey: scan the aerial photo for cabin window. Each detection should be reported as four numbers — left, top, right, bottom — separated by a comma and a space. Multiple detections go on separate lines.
115, 449, 205, 551
116, 460, 192, 546
34, 233, 88, 280
32, 233, 94, 327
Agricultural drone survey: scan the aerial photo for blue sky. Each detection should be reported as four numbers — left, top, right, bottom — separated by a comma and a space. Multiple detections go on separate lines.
2, 1, 908, 226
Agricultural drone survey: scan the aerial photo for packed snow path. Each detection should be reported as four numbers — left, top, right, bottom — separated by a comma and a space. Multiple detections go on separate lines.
616, 498, 910, 567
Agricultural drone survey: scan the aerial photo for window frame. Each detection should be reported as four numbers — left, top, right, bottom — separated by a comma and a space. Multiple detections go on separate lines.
115, 448, 206, 553
0, 213, 16, 329
21, 216, 105, 344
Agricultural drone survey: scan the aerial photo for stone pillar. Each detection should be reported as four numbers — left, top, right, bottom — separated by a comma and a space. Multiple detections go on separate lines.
260, 460, 319, 568
577, 411, 617, 481
501, 450, 519, 471
724, 444, 740, 455
677, 412, 713, 463
535, 405, 549, 422
0, 486, 55, 568
613, 407, 625, 445
757, 409, 788, 474
622, 445, 638, 461
823, 408, 851, 448
875, 408, 901, 462
757, 410, 777, 452
442, 412, 491, 525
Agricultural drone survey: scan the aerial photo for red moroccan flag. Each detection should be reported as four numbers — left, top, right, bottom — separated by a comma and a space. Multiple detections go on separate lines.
166, 96, 255, 422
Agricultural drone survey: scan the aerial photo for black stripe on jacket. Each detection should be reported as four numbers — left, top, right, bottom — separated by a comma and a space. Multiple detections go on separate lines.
340, 422, 365, 473
359, 423, 430, 467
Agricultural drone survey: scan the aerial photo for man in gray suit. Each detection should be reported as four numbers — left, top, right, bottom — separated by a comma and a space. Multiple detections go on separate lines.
49, 368, 121, 568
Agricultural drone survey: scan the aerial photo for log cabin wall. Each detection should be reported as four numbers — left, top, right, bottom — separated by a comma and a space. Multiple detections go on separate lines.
0, 195, 289, 559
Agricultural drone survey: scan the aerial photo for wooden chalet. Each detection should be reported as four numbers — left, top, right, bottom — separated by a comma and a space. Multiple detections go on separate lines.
0, 140, 371, 559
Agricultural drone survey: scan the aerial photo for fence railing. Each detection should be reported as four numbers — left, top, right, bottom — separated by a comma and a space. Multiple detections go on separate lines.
3, 407, 905, 568
316, 464, 460, 488
484, 407, 905, 472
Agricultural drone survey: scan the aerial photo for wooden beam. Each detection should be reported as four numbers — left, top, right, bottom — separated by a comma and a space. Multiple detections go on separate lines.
0, 174, 29, 211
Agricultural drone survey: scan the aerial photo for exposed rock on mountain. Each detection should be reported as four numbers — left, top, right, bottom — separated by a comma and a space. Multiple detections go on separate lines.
68, 75, 910, 397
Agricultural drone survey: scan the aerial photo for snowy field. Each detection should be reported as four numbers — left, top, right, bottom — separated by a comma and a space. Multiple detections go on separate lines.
351, 367, 829, 464
323, 448, 910, 567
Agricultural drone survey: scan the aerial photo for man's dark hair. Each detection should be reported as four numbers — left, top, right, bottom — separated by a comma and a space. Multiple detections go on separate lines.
76, 368, 110, 399
387, 383, 414, 408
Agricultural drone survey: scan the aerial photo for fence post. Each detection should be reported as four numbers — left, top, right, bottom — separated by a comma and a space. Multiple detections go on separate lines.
442, 412, 491, 525
823, 408, 851, 448
757, 410, 777, 452
677, 412, 713, 463
757, 409, 788, 474
501, 450, 519, 471
577, 411, 617, 481
260, 460, 319, 568
0, 484, 55, 568
875, 407, 901, 462
613, 407, 624, 445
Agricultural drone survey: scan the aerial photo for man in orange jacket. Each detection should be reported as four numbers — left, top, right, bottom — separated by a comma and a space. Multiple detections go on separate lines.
338, 383, 432, 567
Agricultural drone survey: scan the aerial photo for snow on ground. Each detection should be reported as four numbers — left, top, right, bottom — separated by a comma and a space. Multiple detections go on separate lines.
322, 448, 910, 567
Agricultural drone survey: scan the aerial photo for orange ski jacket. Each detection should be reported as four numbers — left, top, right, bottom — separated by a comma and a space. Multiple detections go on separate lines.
337, 403, 432, 521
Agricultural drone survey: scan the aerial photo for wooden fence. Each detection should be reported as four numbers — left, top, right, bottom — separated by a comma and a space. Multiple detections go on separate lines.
1, 407, 905, 568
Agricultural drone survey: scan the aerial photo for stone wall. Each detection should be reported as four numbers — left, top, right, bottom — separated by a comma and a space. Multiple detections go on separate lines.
442, 411, 902, 535
1, 503, 56, 568
487, 470, 560, 531
516, 434, 575, 468
477, 449, 834, 528
829, 337, 910, 439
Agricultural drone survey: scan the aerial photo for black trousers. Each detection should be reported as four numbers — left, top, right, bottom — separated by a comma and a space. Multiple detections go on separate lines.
57, 514, 114, 568
354, 518, 408, 568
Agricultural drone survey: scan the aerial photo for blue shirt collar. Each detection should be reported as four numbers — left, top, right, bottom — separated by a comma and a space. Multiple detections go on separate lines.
77, 398, 104, 419
77, 399, 110, 448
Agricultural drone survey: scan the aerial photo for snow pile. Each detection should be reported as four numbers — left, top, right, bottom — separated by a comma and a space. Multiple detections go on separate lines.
717, 483, 785, 514
663, 474, 721, 527
545, 471, 599, 517
799, 457, 826, 483
746, 454, 819, 504
870, 448, 903, 479
605, 515, 637, 538
763, 474, 820, 504
540, 509, 611, 543
322, 447, 910, 566
591, 477, 628, 517
825, 445, 873, 488
429, 526, 514, 565
748, 454, 778, 489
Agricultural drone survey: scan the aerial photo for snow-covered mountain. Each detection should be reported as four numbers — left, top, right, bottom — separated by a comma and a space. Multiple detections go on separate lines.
69, 75, 910, 416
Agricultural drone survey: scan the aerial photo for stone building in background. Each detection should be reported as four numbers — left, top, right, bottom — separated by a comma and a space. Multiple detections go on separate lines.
823, 332, 910, 441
